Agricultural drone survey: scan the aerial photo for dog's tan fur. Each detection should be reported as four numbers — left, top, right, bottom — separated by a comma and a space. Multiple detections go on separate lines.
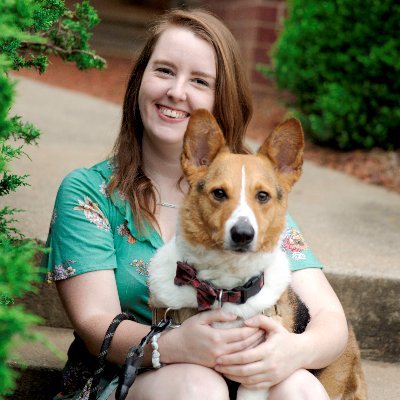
275, 292, 367, 399
149, 109, 367, 399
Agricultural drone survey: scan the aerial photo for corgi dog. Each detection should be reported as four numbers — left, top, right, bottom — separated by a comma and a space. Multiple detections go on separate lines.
148, 109, 367, 400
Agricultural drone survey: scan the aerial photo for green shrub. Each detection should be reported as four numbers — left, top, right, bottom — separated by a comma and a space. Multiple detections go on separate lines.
0, 237, 41, 398
259, 0, 400, 150
0, 1, 104, 397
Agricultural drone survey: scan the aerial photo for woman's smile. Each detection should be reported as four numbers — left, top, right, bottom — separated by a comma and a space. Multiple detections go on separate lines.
157, 105, 190, 121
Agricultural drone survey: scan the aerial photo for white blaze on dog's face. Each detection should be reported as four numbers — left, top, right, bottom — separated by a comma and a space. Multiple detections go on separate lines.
180, 109, 304, 253
223, 164, 259, 252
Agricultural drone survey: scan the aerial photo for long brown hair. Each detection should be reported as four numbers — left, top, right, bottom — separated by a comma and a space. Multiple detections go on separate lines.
109, 8, 253, 231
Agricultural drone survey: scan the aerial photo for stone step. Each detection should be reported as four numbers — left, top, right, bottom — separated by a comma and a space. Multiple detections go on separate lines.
7, 326, 70, 400
327, 272, 399, 363
6, 326, 400, 400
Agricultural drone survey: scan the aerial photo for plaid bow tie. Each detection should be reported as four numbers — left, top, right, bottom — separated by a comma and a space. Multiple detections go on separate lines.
174, 261, 264, 311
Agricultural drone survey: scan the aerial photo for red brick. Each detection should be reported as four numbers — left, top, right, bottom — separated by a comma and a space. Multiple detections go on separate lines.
198, 0, 285, 95
257, 26, 278, 44
201, 1, 228, 18
253, 47, 272, 64
230, 26, 257, 43
251, 82, 275, 97
252, 68, 271, 85
256, 5, 279, 23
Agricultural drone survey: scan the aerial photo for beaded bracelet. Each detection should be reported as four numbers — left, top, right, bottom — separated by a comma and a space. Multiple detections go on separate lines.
151, 333, 162, 368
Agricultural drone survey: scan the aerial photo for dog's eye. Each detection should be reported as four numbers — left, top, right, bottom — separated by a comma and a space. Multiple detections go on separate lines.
256, 191, 270, 204
212, 188, 227, 201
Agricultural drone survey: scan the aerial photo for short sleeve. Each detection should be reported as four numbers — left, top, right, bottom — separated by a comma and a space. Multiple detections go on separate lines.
281, 214, 323, 271
44, 168, 117, 282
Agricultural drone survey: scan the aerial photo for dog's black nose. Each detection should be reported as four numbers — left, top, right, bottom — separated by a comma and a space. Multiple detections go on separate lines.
230, 218, 255, 245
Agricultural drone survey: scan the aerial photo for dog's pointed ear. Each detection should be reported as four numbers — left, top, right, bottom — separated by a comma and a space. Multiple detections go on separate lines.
258, 118, 304, 188
181, 109, 226, 182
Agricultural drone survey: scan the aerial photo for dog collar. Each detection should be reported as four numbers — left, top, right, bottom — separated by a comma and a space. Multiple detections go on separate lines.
174, 261, 264, 311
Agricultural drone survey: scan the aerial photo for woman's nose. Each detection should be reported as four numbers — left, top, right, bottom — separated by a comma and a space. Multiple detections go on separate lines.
166, 78, 187, 102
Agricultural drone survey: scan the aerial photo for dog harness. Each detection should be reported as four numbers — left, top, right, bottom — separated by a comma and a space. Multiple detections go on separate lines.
174, 261, 265, 311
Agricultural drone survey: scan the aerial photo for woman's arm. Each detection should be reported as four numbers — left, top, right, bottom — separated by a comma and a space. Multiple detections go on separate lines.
289, 268, 348, 369
214, 268, 348, 389
56, 270, 151, 365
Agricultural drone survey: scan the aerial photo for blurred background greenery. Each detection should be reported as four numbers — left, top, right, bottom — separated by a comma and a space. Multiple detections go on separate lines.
260, 0, 400, 150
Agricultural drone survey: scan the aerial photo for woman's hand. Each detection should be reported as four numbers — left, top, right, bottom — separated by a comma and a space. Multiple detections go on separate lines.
214, 315, 304, 390
159, 309, 265, 368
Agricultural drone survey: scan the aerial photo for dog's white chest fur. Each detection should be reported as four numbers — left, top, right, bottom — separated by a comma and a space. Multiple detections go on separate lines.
148, 235, 291, 324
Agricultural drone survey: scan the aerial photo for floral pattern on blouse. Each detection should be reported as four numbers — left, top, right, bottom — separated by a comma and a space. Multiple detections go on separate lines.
99, 180, 109, 198
51, 208, 57, 225
73, 196, 110, 231
117, 222, 136, 244
47, 260, 77, 282
130, 258, 149, 276
281, 227, 307, 261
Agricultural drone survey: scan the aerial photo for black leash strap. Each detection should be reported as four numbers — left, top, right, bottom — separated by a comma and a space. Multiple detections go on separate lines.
87, 312, 137, 400
115, 317, 172, 400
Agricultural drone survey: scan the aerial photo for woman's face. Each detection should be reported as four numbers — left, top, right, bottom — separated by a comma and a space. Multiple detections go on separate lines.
138, 26, 217, 147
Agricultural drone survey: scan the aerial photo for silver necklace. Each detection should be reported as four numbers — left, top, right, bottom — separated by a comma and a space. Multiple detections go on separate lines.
159, 201, 178, 209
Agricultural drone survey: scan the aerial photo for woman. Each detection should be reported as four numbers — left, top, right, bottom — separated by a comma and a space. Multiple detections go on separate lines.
44, 8, 348, 400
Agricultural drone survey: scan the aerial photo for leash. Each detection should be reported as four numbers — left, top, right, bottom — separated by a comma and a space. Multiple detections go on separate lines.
85, 313, 171, 400
115, 317, 172, 400
86, 312, 137, 400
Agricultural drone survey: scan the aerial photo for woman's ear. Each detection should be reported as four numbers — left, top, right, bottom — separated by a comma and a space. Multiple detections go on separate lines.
258, 118, 304, 188
181, 109, 226, 182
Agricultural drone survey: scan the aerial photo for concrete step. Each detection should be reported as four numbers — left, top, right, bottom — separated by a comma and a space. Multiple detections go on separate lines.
7, 326, 400, 400
7, 326, 70, 400
327, 272, 399, 363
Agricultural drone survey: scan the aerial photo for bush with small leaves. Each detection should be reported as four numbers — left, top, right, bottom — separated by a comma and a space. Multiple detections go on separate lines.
260, 0, 400, 150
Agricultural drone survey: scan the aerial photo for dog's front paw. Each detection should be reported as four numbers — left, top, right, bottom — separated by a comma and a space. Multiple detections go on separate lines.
237, 385, 269, 400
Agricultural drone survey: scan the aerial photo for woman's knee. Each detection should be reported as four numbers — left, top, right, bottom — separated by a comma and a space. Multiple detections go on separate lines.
269, 369, 329, 400
127, 364, 229, 400
175, 364, 229, 399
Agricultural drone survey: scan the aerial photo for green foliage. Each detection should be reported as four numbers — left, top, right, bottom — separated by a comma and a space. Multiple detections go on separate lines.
0, 1, 104, 397
1, 0, 105, 72
260, 0, 400, 150
0, 207, 23, 240
0, 236, 42, 397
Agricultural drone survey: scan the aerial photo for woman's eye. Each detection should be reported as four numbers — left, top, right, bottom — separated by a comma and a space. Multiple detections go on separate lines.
193, 78, 209, 87
256, 191, 270, 204
212, 188, 227, 201
156, 67, 173, 75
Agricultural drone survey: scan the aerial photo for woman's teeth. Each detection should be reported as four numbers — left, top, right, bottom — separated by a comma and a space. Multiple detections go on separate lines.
159, 106, 187, 119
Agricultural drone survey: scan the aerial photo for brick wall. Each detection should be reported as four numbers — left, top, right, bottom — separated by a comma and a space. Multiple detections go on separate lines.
200, 0, 287, 94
